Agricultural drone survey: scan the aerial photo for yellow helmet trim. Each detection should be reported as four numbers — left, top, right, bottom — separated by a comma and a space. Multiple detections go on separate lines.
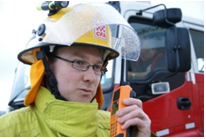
24, 48, 45, 106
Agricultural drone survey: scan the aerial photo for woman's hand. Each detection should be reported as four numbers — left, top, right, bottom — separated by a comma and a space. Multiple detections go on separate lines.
116, 98, 151, 137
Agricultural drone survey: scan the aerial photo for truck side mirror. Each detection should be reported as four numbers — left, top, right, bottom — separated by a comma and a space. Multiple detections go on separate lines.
165, 27, 191, 72
153, 8, 182, 27
137, 5, 191, 72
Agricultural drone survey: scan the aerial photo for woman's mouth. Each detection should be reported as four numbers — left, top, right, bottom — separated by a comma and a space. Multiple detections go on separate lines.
80, 89, 93, 94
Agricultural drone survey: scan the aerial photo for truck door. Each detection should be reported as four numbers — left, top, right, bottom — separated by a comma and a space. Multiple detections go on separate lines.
183, 21, 204, 136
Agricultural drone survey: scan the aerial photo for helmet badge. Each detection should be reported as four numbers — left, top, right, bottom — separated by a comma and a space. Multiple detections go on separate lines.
94, 25, 107, 40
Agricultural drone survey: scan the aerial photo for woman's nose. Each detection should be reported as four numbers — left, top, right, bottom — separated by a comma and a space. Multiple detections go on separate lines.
83, 66, 97, 82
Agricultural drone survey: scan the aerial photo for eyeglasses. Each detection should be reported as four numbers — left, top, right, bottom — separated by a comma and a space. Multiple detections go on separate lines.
53, 55, 106, 75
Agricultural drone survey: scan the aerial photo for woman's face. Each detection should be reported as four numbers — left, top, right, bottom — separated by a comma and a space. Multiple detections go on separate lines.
50, 46, 103, 103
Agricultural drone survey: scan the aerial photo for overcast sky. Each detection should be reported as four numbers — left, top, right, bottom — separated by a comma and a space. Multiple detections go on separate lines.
0, 1, 204, 111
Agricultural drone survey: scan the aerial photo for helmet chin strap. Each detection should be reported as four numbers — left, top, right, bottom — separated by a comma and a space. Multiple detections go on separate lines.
90, 75, 103, 104
36, 51, 67, 101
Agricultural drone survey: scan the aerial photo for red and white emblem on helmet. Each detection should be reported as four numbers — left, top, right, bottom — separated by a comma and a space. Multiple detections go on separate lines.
94, 25, 107, 40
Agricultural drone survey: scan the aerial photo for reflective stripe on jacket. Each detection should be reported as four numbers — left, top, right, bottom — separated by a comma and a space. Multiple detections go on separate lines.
0, 86, 110, 137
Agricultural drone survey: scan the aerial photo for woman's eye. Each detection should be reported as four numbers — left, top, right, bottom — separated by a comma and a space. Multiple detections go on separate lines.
75, 60, 85, 65
94, 65, 102, 70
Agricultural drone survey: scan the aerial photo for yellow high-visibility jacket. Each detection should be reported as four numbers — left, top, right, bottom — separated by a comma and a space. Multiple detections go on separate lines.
0, 86, 110, 137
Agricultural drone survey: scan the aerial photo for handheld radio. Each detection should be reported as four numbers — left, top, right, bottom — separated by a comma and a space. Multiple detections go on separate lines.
110, 84, 136, 137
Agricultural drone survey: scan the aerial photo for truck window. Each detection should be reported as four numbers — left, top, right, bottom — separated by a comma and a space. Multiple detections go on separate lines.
125, 17, 185, 101
8, 63, 30, 111
190, 29, 204, 72
127, 22, 167, 80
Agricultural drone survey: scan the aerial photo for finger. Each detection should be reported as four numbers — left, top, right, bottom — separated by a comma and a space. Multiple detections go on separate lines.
122, 118, 151, 137
121, 117, 146, 129
117, 107, 145, 123
116, 98, 142, 117
122, 98, 143, 109
116, 104, 140, 117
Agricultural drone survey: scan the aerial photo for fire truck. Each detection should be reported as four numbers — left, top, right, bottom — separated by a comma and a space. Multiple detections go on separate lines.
7, 1, 204, 137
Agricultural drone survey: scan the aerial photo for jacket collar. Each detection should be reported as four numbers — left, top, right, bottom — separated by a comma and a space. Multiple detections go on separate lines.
35, 86, 99, 137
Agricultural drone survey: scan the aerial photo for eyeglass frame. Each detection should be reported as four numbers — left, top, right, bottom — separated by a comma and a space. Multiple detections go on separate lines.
51, 55, 107, 75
